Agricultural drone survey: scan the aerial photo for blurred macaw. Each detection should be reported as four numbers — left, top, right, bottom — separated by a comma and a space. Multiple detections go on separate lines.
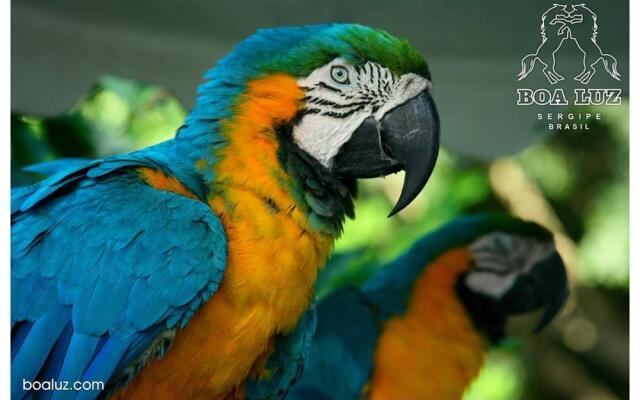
11, 24, 440, 399
284, 214, 568, 400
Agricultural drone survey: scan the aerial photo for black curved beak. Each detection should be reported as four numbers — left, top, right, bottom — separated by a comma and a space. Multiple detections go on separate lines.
331, 91, 440, 216
501, 250, 569, 332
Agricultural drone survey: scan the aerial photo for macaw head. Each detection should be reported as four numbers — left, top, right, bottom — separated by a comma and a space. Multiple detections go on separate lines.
456, 222, 569, 343
190, 24, 439, 215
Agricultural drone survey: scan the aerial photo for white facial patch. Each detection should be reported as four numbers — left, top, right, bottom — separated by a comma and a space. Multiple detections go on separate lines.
465, 232, 555, 299
292, 58, 431, 168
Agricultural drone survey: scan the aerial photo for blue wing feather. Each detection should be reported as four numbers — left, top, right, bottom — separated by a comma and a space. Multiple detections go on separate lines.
245, 304, 318, 400
11, 155, 227, 399
76, 337, 132, 400
53, 334, 102, 397
36, 322, 73, 390
12, 307, 71, 391
22, 158, 92, 176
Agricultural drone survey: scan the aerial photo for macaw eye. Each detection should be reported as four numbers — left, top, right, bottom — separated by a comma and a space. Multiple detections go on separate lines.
330, 66, 350, 84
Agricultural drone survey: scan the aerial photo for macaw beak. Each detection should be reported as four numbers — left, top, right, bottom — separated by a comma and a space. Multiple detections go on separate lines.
501, 250, 569, 332
331, 90, 440, 216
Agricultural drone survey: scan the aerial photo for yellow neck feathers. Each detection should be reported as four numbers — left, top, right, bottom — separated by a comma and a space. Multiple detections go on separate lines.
208, 74, 313, 229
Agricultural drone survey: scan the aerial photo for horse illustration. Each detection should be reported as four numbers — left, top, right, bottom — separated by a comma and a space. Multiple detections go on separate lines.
569, 4, 621, 84
517, 4, 621, 85
517, 4, 579, 84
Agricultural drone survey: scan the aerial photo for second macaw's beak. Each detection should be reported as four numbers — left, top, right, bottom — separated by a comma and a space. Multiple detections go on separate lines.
456, 249, 568, 343
502, 250, 569, 332
331, 90, 440, 216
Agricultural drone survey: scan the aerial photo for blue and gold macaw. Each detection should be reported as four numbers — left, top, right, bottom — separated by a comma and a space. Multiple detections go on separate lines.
11, 24, 440, 399
286, 214, 568, 400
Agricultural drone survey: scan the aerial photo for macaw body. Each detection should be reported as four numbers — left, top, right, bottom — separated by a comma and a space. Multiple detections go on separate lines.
12, 24, 440, 399
288, 214, 568, 400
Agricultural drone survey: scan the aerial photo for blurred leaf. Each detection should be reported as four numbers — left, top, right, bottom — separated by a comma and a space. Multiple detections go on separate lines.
464, 349, 526, 400
314, 249, 369, 299
11, 114, 52, 186
577, 182, 629, 287
11, 75, 188, 186
41, 113, 95, 157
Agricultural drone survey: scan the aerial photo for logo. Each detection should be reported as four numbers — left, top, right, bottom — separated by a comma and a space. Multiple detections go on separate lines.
514, 4, 623, 132
517, 3, 621, 85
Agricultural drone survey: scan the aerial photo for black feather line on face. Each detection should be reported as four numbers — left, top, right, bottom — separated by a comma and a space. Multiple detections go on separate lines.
306, 97, 371, 110
455, 274, 508, 344
374, 64, 384, 96
321, 108, 366, 119
315, 82, 343, 93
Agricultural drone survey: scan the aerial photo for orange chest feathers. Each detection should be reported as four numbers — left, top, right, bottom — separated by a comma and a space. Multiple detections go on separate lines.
113, 74, 334, 399
369, 248, 487, 400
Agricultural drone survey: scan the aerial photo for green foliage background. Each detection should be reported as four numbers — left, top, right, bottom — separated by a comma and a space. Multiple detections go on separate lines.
11, 76, 629, 400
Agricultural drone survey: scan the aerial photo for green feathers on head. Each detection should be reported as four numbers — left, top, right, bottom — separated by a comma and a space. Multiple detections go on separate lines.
339, 25, 431, 79
256, 24, 431, 81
